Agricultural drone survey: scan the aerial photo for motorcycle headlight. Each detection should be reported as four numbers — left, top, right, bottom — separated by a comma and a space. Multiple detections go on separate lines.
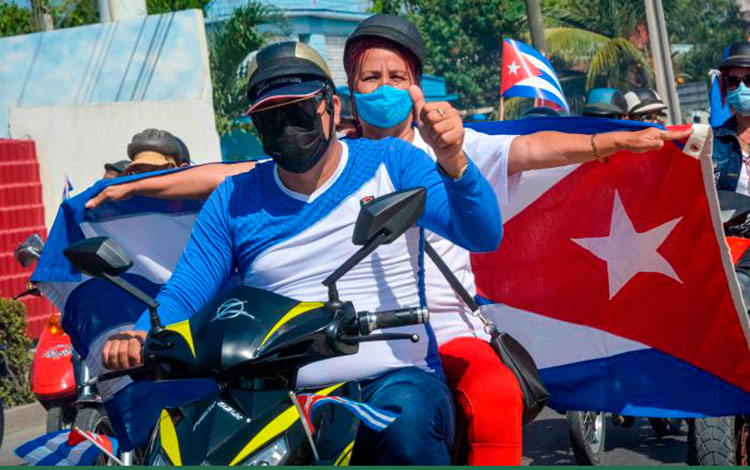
243, 437, 289, 466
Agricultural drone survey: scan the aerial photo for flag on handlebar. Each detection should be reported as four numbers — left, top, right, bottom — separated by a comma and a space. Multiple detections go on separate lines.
467, 118, 750, 417
14, 428, 119, 466
296, 394, 398, 432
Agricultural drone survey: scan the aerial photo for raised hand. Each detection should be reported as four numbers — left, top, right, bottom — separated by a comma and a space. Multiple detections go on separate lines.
409, 85, 467, 178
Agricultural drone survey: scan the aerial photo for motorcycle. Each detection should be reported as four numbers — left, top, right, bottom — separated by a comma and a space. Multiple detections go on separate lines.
65, 188, 436, 465
14, 234, 112, 438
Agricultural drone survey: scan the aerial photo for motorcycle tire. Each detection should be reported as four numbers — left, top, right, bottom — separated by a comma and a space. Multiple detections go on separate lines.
687, 417, 736, 465
567, 411, 606, 466
649, 417, 683, 437
46, 405, 76, 433
74, 406, 117, 465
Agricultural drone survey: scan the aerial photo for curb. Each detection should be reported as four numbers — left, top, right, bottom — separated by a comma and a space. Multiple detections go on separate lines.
4, 401, 45, 434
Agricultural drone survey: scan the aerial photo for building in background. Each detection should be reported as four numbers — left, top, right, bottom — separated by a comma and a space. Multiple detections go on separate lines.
205, 0, 372, 86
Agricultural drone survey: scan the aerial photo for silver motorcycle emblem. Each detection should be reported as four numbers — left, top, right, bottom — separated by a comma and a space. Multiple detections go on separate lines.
212, 298, 255, 322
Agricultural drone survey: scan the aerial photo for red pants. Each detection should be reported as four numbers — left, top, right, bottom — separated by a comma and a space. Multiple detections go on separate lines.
440, 337, 524, 465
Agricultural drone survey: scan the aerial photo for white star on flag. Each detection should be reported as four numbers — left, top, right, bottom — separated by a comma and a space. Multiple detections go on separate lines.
508, 61, 520, 75
572, 191, 683, 299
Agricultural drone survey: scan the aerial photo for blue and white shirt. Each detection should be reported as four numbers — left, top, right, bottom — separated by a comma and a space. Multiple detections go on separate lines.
134, 137, 502, 387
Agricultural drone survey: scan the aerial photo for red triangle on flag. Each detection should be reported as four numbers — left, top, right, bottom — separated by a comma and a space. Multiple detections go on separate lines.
472, 138, 750, 392
501, 39, 541, 95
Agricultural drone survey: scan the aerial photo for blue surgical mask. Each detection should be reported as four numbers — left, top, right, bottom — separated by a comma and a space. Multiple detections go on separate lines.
727, 83, 750, 116
354, 85, 413, 129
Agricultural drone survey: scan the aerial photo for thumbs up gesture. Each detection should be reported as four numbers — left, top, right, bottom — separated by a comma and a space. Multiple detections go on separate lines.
409, 85, 467, 178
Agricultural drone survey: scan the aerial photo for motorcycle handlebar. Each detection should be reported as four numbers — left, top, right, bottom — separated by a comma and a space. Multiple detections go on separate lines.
357, 307, 429, 335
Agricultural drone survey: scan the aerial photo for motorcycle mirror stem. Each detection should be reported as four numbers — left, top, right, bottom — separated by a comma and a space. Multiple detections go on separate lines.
100, 272, 163, 332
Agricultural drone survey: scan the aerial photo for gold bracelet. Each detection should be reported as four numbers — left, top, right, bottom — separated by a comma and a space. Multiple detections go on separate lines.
591, 133, 608, 164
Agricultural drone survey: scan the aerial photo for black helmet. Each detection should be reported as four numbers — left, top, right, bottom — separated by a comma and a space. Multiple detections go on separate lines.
582, 88, 628, 118
246, 41, 334, 108
624, 88, 667, 117
521, 106, 564, 119
344, 14, 426, 76
720, 41, 750, 70
127, 128, 181, 160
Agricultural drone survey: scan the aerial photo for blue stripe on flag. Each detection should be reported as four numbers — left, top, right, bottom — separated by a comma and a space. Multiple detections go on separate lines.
502, 85, 569, 112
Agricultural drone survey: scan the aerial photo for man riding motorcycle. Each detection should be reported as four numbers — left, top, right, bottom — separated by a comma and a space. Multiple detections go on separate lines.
99, 41, 503, 465
87, 15, 689, 466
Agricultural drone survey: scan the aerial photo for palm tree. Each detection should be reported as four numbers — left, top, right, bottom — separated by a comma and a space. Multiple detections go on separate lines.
208, 2, 288, 134
540, 0, 655, 113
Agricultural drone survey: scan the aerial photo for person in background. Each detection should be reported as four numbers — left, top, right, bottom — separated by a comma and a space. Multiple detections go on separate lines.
520, 106, 564, 119
582, 88, 629, 119
625, 88, 668, 124
714, 41, 750, 195
123, 128, 191, 175
103, 160, 129, 179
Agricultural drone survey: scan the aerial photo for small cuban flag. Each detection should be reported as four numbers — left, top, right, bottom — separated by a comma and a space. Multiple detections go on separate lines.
296, 394, 398, 432
15, 427, 120, 466
501, 38, 570, 114
62, 175, 74, 201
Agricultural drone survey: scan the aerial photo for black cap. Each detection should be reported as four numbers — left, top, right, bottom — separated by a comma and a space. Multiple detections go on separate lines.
246, 42, 333, 108
721, 41, 750, 70
345, 14, 426, 75
127, 129, 181, 160
582, 88, 627, 117
104, 160, 130, 174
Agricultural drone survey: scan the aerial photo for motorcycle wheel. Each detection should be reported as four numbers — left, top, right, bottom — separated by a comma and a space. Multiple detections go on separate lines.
567, 411, 606, 465
687, 417, 736, 465
74, 406, 117, 465
46, 405, 77, 432
649, 417, 683, 437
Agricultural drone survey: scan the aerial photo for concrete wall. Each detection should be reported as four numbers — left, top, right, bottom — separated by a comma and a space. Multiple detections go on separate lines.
9, 100, 221, 227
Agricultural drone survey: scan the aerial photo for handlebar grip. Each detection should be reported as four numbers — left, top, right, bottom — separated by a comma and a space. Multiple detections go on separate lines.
358, 307, 429, 335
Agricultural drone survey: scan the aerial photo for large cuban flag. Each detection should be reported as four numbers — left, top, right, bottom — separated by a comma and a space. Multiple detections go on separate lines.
467, 117, 750, 417
501, 38, 570, 114
33, 117, 750, 429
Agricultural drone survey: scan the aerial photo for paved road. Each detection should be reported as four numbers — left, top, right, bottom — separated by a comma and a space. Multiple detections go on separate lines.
0, 402, 46, 466
523, 408, 689, 466
1, 404, 689, 466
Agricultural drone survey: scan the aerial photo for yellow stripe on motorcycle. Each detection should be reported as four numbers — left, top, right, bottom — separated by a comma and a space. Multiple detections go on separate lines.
229, 382, 344, 466
159, 409, 182, 466
334, 441, 355, 466
166, 320, 196, 358
260, 301, 324, 346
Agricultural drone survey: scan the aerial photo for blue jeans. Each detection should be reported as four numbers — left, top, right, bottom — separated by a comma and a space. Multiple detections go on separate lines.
350, 367, 455, 465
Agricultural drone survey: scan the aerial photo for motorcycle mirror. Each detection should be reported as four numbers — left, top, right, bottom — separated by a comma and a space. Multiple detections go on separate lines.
352, 188, 426, 246
64, 237, 162, 330
323, 188, 425, 302
63, 236, 132, 277
14, 233, 45, 268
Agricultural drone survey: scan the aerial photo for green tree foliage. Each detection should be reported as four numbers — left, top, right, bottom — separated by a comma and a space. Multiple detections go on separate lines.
0, 299, 34, 407
666, 0, 749, 80
406, 0, 527, 110
0, 1, 34, 37
208, 2, 287, 134
146, 0, 210, 15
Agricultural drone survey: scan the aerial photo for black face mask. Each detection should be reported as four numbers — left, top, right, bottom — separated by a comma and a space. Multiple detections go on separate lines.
251, 95, 334, 174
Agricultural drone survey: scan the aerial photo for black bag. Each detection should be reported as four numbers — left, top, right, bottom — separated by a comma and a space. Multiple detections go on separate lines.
487, 327, 549, 424
424, 241, 549, 424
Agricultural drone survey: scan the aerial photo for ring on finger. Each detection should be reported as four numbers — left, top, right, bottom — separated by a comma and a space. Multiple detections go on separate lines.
437, 107, 446, 118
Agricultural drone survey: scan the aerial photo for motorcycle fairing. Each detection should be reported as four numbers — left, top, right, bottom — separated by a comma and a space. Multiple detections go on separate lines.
144, 286, 358, 384
154, 381, 360, 465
